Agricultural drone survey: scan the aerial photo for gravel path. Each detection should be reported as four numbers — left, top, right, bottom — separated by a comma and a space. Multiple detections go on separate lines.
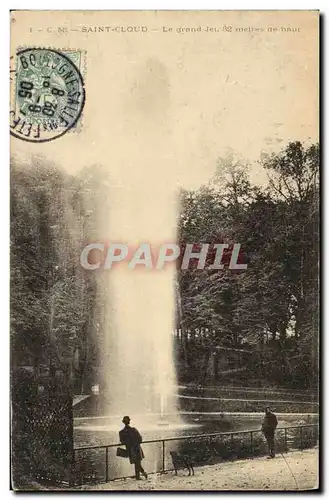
81, 448, 318, 491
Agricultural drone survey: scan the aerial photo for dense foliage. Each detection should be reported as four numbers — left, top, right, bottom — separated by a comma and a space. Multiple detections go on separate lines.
176, 142, 319, 389
11, 158, 109, 394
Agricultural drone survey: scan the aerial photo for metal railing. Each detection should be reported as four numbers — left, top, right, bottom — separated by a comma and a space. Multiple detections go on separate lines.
72, 423, 318, 485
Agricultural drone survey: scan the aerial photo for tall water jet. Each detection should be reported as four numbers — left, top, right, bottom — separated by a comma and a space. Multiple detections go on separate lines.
102, 190, 180, 420
100, 58, 182, 425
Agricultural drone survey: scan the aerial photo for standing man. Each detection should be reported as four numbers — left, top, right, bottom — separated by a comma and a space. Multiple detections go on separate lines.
261, 407, 278, 458
119, 416, 148, 480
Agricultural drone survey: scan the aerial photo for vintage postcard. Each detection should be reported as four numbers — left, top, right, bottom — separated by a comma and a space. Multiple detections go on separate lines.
10, 10, 319, 491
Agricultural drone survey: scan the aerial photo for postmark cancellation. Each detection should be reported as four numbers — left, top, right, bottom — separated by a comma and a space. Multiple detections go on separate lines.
10, 47, 85, 143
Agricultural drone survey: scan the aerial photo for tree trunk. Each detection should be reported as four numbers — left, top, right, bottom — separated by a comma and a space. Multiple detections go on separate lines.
175, 277, 189, 368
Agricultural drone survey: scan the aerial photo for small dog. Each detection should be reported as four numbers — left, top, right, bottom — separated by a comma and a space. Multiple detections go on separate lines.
170, 451, 194, 476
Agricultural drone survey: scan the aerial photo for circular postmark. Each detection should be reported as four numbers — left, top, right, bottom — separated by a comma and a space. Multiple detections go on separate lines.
10, 48, 85, 143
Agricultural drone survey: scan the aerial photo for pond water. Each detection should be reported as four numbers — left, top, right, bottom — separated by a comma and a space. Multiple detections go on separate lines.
74, 411, 318, 448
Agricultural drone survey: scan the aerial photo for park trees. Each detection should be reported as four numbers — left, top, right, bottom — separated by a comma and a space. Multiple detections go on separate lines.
177, 142, 319, 388
10, 159, 102, 394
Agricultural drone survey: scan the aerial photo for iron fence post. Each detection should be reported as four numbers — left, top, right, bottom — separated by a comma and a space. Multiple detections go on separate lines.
300, 426, 303, 449
162, 440, 165, 472
105, 447, 109, 482
250, 431, 253, 452
284, 427, 287, 451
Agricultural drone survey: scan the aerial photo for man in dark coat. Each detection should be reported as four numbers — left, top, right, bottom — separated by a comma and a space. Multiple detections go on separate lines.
261, 407, 278, 458
119, 416, 148, 480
